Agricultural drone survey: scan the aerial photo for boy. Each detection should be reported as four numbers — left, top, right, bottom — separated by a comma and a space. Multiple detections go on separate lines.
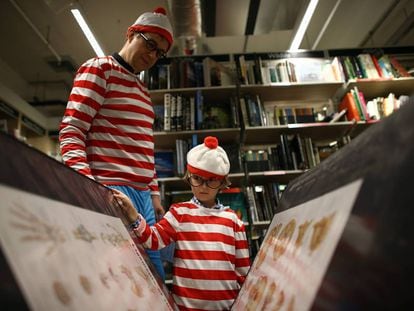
114, 136, 251, 310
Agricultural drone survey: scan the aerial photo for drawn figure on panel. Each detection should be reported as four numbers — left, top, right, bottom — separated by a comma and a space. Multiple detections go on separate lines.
120, 264, 144, 297
310, 212, 336, 252
73, 224, 97, 243
255, 223, 282, 268
9, 204, 66, 255
79, 275, 93, 295
52, 281, 71, 306
273, 219, 296, 261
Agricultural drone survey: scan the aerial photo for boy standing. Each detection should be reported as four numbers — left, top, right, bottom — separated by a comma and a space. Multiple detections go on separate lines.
114, 136, 251, 310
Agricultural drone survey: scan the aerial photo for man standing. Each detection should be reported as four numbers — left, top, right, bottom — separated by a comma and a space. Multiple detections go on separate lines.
59, 7, 173, 280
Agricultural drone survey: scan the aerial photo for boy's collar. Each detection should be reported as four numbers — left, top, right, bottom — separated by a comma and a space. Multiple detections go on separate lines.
191, 196, 225, 210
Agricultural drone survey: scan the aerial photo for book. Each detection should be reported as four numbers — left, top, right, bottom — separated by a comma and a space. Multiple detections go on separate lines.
163, 93, 171, 131
154, 151, 175, 177
339, 92, 361, 122
153, 104, 164, 132
217, 188, 248, 223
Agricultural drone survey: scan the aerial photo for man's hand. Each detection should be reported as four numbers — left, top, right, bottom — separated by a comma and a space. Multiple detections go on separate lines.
151, 195, 165, 221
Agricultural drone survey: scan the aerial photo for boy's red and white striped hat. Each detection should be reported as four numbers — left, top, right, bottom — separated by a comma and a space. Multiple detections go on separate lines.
187, 136, 230, 179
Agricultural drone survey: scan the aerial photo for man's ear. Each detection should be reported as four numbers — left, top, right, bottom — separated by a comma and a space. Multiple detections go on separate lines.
126, 29, 135, 42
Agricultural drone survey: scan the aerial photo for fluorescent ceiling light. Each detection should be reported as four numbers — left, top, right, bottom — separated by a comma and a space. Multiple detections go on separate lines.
71, 8, 105, 57
289, 0, 319, 51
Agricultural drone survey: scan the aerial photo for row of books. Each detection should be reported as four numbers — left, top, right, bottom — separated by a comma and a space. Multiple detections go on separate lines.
155, 140, 243, 178
339, 86, 409, 122
142, 53, 412, 91
244, 134, 323, 172
246, 183, 286, 223
154, 91, 240, 132
143, 57, 237, 90
238, 56, 344, 85
240, 94, 330, 127
338, 54, 411, 81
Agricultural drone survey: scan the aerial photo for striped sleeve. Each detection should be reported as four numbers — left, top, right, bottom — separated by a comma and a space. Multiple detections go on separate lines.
135, 210, 177, 249
59, 57, 107, 178
234, 221, 251, 285
148, 168, 160, 195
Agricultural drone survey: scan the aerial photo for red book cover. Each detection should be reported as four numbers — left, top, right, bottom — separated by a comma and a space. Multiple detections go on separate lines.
339, 92, 361, 122
370, 55, 384, 78
389, 56, 411, 77
357, 91, 370, 121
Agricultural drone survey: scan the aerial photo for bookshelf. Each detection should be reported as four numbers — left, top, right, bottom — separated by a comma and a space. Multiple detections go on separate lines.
240, 81, 343, 101
148, 48, 413, 244
242, 122, 372, 145
343, 77, 414, 99
158, 172, 246, 192
154, 128, 240, 149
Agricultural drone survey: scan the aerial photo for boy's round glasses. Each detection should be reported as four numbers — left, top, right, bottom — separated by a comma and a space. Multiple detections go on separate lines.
138, 33, 166, 59
188, 175, 223, 189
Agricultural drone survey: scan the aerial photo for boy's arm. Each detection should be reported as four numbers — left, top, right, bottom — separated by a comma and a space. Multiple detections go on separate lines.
235, 224, 251, 285
113, 189, 176, 250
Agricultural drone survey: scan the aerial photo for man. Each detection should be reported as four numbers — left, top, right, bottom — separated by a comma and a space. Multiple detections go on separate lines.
59, 7, 173, 280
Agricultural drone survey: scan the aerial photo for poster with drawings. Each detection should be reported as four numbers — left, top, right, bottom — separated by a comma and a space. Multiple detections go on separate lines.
232, 179, 363, 311
0, 185, 176, 311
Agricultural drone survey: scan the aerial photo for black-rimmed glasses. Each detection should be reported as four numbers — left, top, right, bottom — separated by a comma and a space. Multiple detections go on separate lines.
138, 33, 167, 59
187, 174, 223, 189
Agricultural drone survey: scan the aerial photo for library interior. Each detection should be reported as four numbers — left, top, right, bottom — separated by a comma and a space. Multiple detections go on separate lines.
1, 0, 413, 310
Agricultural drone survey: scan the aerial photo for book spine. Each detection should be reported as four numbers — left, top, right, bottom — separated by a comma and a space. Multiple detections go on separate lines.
163, 93, 171, 131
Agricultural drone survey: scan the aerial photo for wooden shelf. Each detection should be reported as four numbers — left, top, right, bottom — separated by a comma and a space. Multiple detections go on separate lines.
247, 170, 304, 184
346, 77, 414, 99
243, 121, 376, 145
150, 85, 237, 103
158, 172, 246, 192
239, 82, 343, 101
154, 128, 241, 149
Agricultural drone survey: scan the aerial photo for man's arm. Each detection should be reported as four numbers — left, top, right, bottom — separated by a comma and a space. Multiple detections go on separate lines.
59, 58, 106, 178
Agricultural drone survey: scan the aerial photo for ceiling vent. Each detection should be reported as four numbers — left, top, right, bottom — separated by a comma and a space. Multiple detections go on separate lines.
45, 56, 77, 73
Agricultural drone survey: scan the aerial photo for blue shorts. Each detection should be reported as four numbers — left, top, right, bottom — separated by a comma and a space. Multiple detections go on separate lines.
109, 185, 165, 280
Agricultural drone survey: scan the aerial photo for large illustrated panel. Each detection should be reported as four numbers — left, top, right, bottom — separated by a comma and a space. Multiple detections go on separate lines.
0, 185, 176, 311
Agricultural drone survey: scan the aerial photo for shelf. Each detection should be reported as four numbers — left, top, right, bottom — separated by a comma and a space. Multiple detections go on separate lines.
239, 82, 343, 101
346, 77, 414, 99
154, 128, 241, 149
158, 172, 246, 192
249, 221, 271, 229
247, 170, 305, 184
243, 121, 376, 145
150, 85, 238, 103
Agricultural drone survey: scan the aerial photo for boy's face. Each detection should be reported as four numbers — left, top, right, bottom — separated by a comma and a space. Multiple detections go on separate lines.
188, 174, 223, 208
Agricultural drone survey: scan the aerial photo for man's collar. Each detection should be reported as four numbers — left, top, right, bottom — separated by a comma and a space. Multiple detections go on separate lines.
112, 52, 136, 74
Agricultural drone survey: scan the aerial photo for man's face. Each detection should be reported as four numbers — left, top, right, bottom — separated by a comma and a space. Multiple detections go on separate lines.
127, 32, 168, 73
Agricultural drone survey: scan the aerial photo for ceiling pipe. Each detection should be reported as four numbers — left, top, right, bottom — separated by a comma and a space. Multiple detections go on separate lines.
9, 0, 62, 63
359, 0, 402, 47
311, 0, 342, 50
168, 0, 202, 37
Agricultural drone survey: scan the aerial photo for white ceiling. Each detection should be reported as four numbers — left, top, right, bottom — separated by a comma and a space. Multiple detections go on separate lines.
0, 0, 413, 119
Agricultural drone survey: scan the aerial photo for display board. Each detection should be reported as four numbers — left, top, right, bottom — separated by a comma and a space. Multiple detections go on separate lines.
233, 97, 414, 310
0, 185, 174, 310
0, 133, 176, 310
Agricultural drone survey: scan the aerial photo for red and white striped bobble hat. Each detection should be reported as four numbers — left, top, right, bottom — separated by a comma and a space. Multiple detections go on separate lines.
128, 7, 174, 51
187, 136, 230, 179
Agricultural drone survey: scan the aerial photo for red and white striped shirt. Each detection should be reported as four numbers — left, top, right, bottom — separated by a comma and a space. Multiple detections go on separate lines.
133, 199, 251, 310
59, 54, 159, 193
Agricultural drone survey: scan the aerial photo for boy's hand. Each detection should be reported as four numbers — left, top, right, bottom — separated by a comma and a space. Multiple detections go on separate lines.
112, 189, 139, 223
